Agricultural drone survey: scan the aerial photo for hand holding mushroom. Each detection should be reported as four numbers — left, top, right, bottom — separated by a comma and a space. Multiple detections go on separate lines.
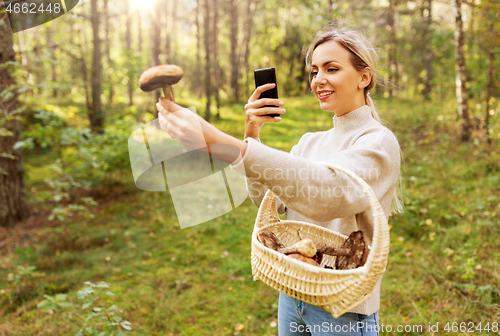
139, 63, 250, 164
155, 98, 221, 151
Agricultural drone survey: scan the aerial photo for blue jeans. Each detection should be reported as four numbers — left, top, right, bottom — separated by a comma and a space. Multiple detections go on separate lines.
278, 292, 379, 336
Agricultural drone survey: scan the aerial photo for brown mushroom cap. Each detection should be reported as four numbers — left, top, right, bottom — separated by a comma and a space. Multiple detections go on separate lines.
138, 65, 184, 92
334, 230, 369, 270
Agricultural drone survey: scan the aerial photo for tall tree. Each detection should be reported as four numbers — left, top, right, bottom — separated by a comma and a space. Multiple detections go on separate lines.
152, 0, 162, 118
0, 13, 30, 227
170, 0, 177, 61
481, 2, 499, 145
137, 10, 142, 54
164, 0, 171, 59
125, 0, 133, 106
90, 0, 104, 133
104, 0, 114, 105
76, 20, 91, 111
387, 0, 399, 97
229, 0, 239, 102
196, 0, 203, 99
454, 0, 471, 142
238, 0, 256, 98
422, 0, 433, 100
46, 24, 58, 98
213, 0, 220, 120
203, 0, 212, 121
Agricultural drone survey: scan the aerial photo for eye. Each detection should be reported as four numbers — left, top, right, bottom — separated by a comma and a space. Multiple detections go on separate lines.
328, 68, 338, 72
310, 71, 318, 76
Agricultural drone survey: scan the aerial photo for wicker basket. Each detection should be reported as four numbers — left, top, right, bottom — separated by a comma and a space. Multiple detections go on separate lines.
250, 160, 390, 318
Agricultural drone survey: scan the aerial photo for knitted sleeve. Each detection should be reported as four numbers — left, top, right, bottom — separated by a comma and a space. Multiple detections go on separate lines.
243, 137, 306, 214
231, 130, 400, 222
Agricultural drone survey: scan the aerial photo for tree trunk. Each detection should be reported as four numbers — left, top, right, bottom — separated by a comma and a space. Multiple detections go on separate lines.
152, 0, 162, 118
104, 0, 114, 105
78, 15, 92, 112
239, 0, 256, 99
213, 0, 220, 120
46, 24, 58, 98
90, 0, 103, 133
0, 13, 30, 227
126, 0, 133, 106
229, 0, 239, 103
171, 0, 177, 61
484, 24, 495, 145
164, 0, 170, 59
204, 0, 212, 121
422, 0, 433, 100
196, 0, 203, 99
163, 0, 172, 64
387, 0, 399, 97
454, 0, 471, 142
138, 10, 142, 53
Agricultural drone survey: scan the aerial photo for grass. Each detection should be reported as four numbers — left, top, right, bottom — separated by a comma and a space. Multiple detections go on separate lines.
0, 95, 499, 335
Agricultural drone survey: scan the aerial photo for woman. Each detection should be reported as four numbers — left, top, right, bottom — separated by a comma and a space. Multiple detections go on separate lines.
157, 26, 402, 336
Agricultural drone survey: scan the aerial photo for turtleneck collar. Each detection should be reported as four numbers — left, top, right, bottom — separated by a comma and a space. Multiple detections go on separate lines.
332, 105, 373, 136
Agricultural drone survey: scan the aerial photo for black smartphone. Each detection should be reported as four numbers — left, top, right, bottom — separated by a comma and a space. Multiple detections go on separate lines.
254, 67, 280, 118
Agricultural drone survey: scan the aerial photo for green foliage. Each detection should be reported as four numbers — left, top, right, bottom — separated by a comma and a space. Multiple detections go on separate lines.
34, 160, 97, 222
75, 118, 135, 181
16, 108, 91, 151
7, 265, 43, 286
76, 282, 132, 336
37, 293, 72, 313
1, 93, 499, 334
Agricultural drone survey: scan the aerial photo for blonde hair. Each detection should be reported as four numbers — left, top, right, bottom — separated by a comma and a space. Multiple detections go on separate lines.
306, 25, 404, 215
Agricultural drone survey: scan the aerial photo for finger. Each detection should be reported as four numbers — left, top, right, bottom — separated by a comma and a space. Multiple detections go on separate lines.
248, 83, 276, 102
158, 98, 184, 114
253, 99, 284, 108
254, 107, 286, 117
254, 115, 282, 123
156, 102, 180, 120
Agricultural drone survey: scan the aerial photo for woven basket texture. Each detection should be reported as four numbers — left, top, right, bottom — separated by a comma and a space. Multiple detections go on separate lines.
251, 161, 390, 318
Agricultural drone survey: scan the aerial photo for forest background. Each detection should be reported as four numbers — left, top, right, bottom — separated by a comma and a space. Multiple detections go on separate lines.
0, 0, 499, 334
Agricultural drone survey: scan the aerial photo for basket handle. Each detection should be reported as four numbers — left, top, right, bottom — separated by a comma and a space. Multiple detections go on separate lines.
254, 160, 389, 268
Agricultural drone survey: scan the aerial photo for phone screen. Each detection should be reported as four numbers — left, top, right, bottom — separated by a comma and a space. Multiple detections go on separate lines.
254, 67, 279, 117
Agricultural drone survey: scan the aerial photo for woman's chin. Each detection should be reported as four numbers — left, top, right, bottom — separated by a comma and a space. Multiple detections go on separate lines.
319, 101, 335, 112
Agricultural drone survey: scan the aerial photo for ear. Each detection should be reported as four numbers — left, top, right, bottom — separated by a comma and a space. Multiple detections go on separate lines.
358, 68, 372, 90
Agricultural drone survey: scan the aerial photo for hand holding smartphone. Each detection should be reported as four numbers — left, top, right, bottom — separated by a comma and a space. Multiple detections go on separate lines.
254, 67, 281, 118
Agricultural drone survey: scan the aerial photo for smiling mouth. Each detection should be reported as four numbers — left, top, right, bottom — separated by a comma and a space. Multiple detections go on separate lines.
318, 91, 334, 100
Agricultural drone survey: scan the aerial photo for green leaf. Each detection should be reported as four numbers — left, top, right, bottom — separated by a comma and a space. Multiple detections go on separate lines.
82, 301, 93, 310
0, 167, 9, 176
55, 293, 68, 301
43, 294, 56, 302
0, 153, 17, 160
13, 138, 34, 150
0, 128, 14, 136
58, 302, 72, 307
120, 321, 132, 330
37, 300, 51, 308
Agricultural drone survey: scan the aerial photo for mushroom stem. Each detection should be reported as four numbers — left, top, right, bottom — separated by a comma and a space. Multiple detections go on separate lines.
278, 238, 317, 258
163, 84, 174, 101
314, 242, 352, 257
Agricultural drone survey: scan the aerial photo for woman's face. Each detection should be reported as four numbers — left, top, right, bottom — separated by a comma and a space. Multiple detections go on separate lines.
310, 40, 369, 116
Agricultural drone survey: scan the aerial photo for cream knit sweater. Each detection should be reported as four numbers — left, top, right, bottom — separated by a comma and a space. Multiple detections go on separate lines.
230, 104, 401, 316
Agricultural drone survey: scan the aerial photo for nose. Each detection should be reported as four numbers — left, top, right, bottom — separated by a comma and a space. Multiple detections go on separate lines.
312, 70, 326, 87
